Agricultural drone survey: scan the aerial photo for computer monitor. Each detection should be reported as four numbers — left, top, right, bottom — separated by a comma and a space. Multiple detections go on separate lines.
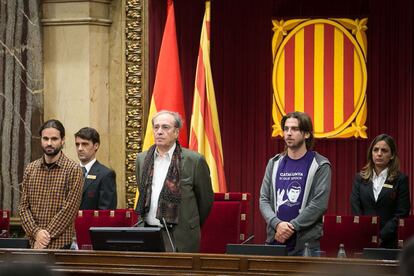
89, 227, 166, 252
226, 244, 288, 256
362, 248, 401, 260
0, 238, 30, 249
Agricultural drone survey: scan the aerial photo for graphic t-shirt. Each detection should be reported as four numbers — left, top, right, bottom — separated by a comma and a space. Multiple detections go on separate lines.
274, 151, 315, 250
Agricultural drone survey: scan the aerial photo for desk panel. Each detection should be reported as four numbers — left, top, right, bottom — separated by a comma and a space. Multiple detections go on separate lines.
0, 249, 398, 276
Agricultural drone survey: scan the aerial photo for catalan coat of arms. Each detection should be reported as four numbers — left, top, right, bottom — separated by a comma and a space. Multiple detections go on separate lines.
272, 18, 368, 138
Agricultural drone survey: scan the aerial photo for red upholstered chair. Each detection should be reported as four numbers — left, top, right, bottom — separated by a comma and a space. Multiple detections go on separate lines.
0, 210, 10, 238
200, 192, 251, 253
398, 216, 414, 248
320, 215, 380, 257
75, 209, 138, 249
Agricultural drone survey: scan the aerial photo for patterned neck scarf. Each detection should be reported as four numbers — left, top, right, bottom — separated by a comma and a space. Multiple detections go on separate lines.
136, 142, 182, 224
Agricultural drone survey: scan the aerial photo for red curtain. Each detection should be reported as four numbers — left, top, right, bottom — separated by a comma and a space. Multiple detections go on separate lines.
149, 0, 414, 243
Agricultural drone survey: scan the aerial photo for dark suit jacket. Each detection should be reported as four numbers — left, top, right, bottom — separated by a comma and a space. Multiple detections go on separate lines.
135, 147, 214, 253
350, 172, 410, 248
79, 161, 117, 210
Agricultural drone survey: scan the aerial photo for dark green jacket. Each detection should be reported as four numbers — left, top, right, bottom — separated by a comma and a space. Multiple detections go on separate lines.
136, 147, 214, 252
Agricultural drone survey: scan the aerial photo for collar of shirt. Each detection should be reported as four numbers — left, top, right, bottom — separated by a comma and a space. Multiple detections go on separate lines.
372, 168, 388, 201
154, 143, 176, 160
372, 168, 388, 181
146, 143, 176, 227
81, 159, 96, 175
41, 152, 65, 168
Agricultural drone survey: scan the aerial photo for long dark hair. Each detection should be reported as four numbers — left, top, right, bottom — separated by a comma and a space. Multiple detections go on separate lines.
360, 134, 400, 181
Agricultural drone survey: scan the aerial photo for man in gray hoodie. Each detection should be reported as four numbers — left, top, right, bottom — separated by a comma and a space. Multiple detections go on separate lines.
259, 111, 331, 256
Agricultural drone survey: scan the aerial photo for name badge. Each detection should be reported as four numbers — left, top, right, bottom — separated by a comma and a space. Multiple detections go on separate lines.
87, 175, 97, 179
383, 183, 393, 189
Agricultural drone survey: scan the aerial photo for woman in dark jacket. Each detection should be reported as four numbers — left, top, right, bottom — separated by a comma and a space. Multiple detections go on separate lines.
350, 134, 410, 248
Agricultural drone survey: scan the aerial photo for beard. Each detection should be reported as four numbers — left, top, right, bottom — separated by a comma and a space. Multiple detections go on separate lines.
285, 138, 305, 150
43, 145, 63, 156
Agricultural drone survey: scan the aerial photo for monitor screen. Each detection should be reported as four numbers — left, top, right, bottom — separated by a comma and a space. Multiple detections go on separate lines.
89, 227, 166, 252
0, 238, 30, 249
362, 248, 401, 260
226, 244, 288, 256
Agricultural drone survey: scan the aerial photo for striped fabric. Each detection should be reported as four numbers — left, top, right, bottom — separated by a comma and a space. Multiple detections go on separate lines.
141, 0, 188, 151
19, 153, 83, 249
189, 1, 227, 193
134, 0, 187, 207
272, 19, 368, 138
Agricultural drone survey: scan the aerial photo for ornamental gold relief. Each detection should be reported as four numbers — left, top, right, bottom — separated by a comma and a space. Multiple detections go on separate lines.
125, 0, 145, 208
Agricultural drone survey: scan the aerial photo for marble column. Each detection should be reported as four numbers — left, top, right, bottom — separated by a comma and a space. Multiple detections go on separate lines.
42, 0, 128, 207
0, 0, 43, 214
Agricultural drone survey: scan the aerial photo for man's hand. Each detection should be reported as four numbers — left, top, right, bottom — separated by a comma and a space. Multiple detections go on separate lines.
34, 229, 50, 249
276, 189, 288, 211
274, 221, 295, 243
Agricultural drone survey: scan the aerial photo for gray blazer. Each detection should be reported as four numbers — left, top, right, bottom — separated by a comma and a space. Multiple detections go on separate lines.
259, 152, 331, 255
135, 147, 214, 252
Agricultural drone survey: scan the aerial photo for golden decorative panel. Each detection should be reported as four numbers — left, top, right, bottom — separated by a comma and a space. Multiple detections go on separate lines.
272, 18, 368, 138
125, 0, 145, 208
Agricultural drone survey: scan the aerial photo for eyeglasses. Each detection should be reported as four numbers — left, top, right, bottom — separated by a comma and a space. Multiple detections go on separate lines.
153, 124, 175, 132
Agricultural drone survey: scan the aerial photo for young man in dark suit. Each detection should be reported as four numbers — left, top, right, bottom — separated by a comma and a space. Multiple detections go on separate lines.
75, 127, 117, 210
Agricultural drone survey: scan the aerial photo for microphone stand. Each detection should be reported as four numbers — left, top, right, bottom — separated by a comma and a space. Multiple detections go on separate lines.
241, 235, 254, 244
162, 218, 176, 252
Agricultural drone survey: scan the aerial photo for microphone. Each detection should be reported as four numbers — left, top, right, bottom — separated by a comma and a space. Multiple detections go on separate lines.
131, 221, 139, 227
241, 235, 254, 245
162, 217, 176, 252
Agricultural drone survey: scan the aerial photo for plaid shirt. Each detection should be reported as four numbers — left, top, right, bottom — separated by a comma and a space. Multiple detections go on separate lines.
19, 152, 83, 249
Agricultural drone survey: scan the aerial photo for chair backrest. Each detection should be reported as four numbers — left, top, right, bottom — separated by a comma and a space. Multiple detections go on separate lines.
75, 209, 138, 248
320, 215, 380, 257
0, 210, 10, 238
200, 192, 251, 253
398, 216, 414, 248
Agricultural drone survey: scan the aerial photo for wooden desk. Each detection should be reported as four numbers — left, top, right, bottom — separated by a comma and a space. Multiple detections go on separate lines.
0, 249, 398, 275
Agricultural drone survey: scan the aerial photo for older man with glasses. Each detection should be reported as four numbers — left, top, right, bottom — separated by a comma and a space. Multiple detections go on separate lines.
135, 110, 214, 253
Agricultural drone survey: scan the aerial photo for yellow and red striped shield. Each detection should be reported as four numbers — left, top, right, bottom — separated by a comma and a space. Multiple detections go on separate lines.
272, 18, 368, 138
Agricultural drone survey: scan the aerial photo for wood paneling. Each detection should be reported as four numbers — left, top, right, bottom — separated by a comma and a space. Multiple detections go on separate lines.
0, 249, 399, 276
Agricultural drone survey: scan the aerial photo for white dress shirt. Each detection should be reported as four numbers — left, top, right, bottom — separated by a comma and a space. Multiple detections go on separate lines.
80, 158, 96, 176
145, 144, 176, 226
372, 168, 388, 201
